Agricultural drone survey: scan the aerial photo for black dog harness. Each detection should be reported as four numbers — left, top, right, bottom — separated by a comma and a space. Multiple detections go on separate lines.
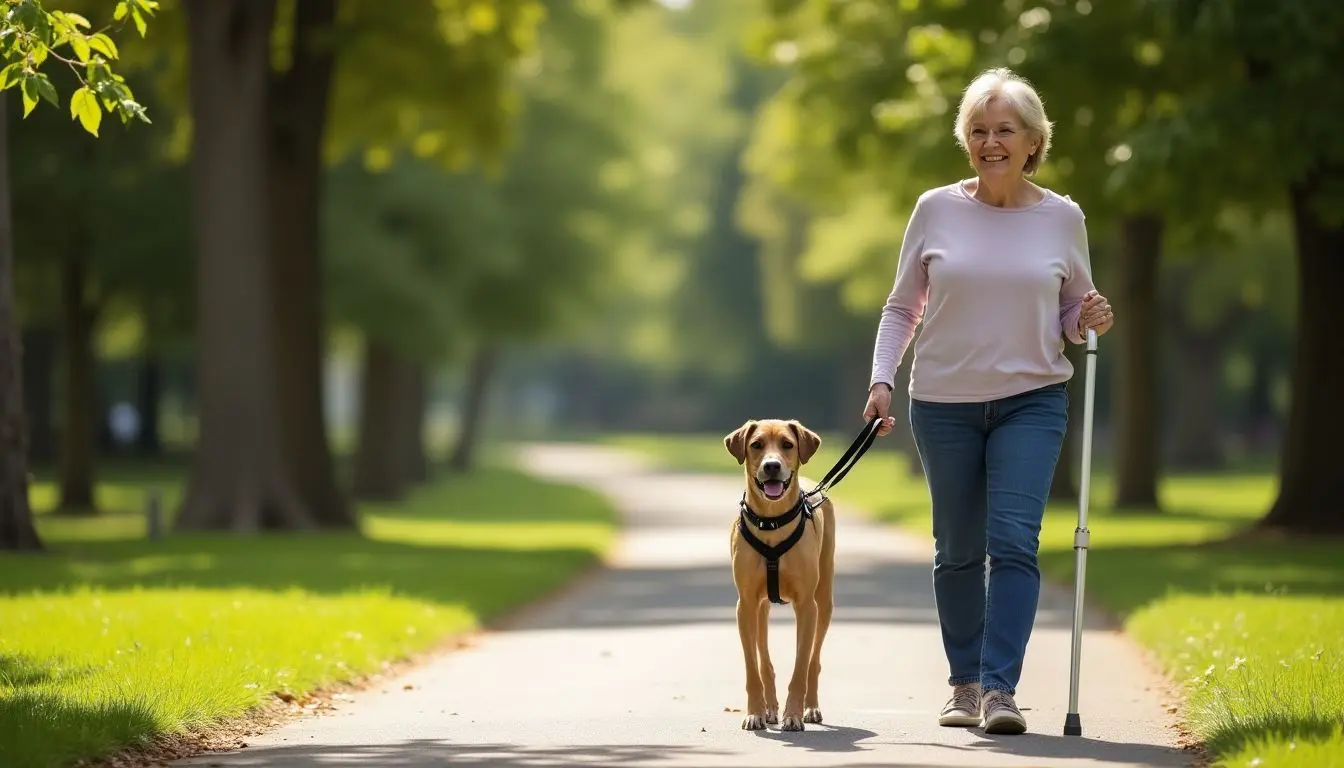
738, 493, 815, 605
736, 417, 883, 605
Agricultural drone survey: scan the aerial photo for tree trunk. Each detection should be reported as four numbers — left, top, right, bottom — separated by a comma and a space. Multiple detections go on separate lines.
58, 246, 97, 514
353, 339, 409, 500
1112, 213, 1163, 510
399, 363, 428, 484
1258, 171, 1344, 535
448, 344, 498, 473
135, 354, 163, 456
267, 0, 352, 528
175, 0, 315, 533
1050, 341, 1085, 500
0, 96, 42, 552
1242, 335, 1279, 451
21, 326, 56, 464
1169, 324, 1227, 470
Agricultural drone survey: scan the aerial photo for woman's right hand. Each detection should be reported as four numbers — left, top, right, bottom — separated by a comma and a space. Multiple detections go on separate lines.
863, 383, 897, 437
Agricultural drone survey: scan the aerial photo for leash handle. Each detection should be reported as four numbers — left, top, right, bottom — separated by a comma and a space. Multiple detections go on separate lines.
807, 416, 883, 497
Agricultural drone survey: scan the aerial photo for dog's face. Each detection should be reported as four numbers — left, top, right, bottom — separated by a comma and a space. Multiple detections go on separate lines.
723, 419, 821, 503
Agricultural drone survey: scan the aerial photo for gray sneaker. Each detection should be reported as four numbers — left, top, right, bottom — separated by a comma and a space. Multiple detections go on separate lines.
938, 682, 982, 727
981, 689, 1027, 734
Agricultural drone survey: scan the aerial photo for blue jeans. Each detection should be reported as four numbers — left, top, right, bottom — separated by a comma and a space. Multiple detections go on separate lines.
908, 382, 1068, 696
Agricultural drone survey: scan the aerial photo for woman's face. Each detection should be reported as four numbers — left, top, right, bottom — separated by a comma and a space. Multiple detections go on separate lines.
965, 97, 1037, 181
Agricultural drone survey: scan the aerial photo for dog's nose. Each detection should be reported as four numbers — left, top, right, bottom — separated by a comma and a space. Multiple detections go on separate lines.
762, 459, 782, 476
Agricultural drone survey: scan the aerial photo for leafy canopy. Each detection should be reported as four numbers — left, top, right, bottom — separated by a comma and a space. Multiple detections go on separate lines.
1, 0, 157, 135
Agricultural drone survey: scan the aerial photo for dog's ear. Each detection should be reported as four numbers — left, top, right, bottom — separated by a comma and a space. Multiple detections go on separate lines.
724, 420, 757, 465
789, 421, 822, 464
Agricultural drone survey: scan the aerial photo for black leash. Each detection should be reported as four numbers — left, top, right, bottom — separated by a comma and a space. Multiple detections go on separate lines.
737, 416, 885, 605
803, 416, 883, 503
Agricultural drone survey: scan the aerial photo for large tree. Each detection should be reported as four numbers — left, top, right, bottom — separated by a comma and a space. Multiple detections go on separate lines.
174, 0, 561, 530
266, 0, 347, 525
266, 0, 571, 523
325, 0, 654, 481
10, 61, 188, 515
1138, 0, 1344, 534
175, 0, 665, 530
0, 0, 158, 551
0, 91, 37, 551
323, 156, 511, 498
173, 0, 313, 532
1161, 211, 1296, 470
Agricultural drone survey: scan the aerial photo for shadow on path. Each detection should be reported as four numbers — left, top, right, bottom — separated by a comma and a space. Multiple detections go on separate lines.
517, 558, 1102, 632
899, 733, 1202, 766
181, 731, 1197, 768
182, 739, 943, 767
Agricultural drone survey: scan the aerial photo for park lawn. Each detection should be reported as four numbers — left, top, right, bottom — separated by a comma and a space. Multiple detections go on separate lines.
601, 431, 1344, 767
0, 462, 618, 768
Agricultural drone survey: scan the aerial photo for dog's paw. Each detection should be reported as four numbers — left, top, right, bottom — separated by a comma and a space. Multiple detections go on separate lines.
764, 706, 779, 724
741, 714, 767, 731
803, 707, 823, 724
780, 713, 806, 732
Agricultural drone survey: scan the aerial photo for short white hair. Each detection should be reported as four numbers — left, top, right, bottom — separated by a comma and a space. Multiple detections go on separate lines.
954, 67, 1054, 175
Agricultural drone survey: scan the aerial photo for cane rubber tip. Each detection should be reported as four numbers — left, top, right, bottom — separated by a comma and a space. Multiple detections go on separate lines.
1064, 713, 1082, 736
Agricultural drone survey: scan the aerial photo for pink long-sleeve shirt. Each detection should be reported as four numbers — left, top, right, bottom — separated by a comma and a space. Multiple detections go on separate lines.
869, 180, 1097, 403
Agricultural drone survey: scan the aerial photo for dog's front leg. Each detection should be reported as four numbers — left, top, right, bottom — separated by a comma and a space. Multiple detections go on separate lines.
781, 595, 818, 731
805, 576, 833, 724
736, 597, 767, 730
756, 598, 779, 724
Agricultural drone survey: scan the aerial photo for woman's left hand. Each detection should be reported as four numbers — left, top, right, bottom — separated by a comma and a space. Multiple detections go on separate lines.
1079, 290, 1114, 337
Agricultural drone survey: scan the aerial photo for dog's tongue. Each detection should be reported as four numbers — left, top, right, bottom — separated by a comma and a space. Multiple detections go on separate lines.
763, 480, 785, 498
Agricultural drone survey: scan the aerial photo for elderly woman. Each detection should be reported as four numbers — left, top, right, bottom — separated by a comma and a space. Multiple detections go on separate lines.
863, 67, 1114, 735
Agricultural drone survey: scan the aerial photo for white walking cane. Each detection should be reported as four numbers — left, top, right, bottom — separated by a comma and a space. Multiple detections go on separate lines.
1064, 327, 1098, 737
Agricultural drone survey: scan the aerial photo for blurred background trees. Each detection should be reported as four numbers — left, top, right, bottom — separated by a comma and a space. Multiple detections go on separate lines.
3, 0, 1339, 550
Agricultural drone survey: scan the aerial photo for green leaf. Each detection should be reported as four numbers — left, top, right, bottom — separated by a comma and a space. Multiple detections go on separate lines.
86, 58, 109, 85
62, 11, 92, 30
33, 73, 57, 106
70, 34, 91, 63
131, 7, 147, 37
70, 85, 101, 136
31, 7, 54, 46
113, 2, 129, 21
0, 62, 23, 90
11, 1, 43, 33
20, 76, 38, 117
89, 32, 119, 59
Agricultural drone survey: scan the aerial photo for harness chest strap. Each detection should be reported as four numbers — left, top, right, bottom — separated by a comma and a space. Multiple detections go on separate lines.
737, 496, 813, 605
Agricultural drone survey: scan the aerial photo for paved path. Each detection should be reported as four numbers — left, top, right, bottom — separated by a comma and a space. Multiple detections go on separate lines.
176, 443, 1194, 767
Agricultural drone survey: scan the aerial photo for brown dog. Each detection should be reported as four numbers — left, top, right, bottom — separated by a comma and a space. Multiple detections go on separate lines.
724, 418, 836, 732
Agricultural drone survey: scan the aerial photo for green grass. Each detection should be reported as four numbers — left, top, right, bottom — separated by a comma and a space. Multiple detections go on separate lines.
601, 430, 1344, 767
0, 463, 618, 768
1129, 595, 1342, 766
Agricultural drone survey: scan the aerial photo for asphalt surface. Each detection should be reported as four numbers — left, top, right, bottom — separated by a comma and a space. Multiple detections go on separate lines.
174, 443, 1195, 767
